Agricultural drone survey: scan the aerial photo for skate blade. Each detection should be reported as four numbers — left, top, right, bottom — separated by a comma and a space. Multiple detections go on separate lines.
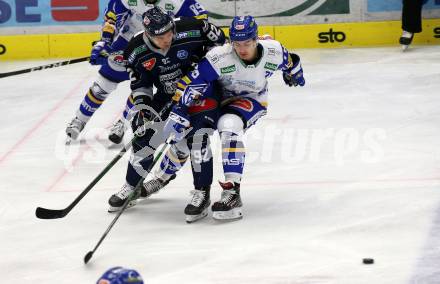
212, 208, 243, 221
65, 137, 72, 145
186, 209, 209, 223
108, 134, 124, 145
107, 200, 137, 213
401, 44, 409, 51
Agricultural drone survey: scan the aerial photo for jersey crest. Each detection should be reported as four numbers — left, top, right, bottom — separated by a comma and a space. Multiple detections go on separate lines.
143, 58, 156, 70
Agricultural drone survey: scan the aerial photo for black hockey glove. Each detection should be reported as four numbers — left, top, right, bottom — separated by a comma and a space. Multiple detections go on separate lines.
132, 110, 156, 137
131, 100, 171, 137
131, 94, 156, 137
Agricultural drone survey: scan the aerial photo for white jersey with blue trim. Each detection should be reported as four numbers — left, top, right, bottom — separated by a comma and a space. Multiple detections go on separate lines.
114, 0, 207, 41
203, 39, 289, 107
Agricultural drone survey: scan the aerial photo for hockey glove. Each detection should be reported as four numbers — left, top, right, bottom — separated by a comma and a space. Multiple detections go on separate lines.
132, 111, 149, 137
132, 109, 161, 137
130, 94, 159, 137
90, 41, 111, 65
283, 61, 305, 87
163, 105, 191, 143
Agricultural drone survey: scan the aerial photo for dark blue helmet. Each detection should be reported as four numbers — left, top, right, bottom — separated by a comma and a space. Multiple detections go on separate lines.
96, 267, 143, 284
229, 16, 258, 41
143, 7, 175, 36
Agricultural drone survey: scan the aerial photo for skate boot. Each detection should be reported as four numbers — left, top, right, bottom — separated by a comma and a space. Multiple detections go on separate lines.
184, 186, 211, 223
108, 183, 139, 213
140, 174, 176, 198
108, 118, 126, 144
66, 117, 86, 140
212, 181, 243, 221
399, 31, 414, 51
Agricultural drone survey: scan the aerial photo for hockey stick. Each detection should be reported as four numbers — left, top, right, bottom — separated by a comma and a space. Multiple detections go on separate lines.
35, 135, 137, 219
0, 41, 104, 79
35, 102, 173, 219
84, 136, 174, 264
0, 57, 90, 78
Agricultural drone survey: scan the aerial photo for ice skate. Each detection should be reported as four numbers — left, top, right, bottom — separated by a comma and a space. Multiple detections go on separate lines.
212, 181, 243, 221
185, 186, 211, 223
66, 117, 86, 141
399, 31, 414, 51
108, 183, 139, 213
108, 118, 126, 144
140, 174, 176, 198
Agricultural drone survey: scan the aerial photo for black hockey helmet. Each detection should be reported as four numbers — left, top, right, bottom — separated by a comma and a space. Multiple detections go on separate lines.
144, 0, 159, 4
142, 7, 175, 36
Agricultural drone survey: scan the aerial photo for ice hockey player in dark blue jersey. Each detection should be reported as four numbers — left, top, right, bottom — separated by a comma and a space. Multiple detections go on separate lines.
65, 0, 208, 144
107, 7, 225, 222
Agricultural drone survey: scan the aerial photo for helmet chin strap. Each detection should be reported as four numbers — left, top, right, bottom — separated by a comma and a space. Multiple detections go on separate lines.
145, 32, 160, 48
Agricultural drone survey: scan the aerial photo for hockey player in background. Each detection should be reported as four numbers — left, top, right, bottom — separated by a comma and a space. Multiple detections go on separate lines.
162, 15, 305, 221
97, 266, 143, 284
65, 0, 208, 143
107, 7, 226, 219
399, 0, 428, 50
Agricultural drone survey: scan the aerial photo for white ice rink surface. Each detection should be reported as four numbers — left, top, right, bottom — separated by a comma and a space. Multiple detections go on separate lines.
1, 45, 440, 284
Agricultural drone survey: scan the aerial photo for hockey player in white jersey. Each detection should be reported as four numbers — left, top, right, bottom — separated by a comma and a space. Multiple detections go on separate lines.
162, 15, 305, 221
65, 0, 207, 143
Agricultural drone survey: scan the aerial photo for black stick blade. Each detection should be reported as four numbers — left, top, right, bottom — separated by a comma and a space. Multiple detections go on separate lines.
84, 251, 94, 264
35, 207, 66, 219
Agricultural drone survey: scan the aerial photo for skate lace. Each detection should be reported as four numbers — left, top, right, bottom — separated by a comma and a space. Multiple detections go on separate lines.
110, 119, 125, 135
220, 190, 236, 205
189, 190, 206, 207
116, 184, 135, 199
144, 179, 163, 195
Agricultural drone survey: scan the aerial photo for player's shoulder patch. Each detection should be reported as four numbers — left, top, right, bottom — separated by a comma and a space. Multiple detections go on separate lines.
126, 34, 150, 64
122, 0, 150, 10
175, 29, 202, 40
163, 0, 184, 13
206, 44, 233, 65
174, 17, 202, 40
260, 39, 283, 57
127, 44, 148, 64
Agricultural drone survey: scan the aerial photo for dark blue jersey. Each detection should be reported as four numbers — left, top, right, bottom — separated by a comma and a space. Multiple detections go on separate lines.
123, 17, 225, 110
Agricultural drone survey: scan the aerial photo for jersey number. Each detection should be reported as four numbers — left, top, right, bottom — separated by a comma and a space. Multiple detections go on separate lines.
189, 3, 204, 15
192, 148, 210, 163
206, 25, 222, 42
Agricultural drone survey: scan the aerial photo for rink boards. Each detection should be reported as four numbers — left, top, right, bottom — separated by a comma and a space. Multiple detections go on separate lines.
0, 19, 439, 60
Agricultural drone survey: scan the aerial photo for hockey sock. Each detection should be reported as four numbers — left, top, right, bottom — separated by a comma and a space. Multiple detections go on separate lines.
126, 136, 157, 186
76, 82, 110, 122
189, 134, 213, 188
221, 131, 245, 183
122, 94, 134, 120
125, 154, 154, 187
157, 145, 188, 180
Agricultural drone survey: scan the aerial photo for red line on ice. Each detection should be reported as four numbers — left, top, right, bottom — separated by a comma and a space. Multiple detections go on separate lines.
0, 75, 90, 165
45, 112, 122, 192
